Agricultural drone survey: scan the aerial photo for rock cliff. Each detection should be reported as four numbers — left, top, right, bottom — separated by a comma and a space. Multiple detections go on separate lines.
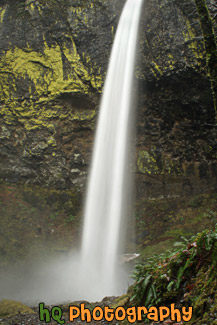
0, 0, 216, 194
0, 0, 216, 261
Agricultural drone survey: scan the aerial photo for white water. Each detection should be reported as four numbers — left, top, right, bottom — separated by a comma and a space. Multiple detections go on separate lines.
80, 0, 143, 300
0, 0, 143, 305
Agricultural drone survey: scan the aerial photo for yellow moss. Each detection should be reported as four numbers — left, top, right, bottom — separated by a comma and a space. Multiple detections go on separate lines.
63, 43, 102, 92
152, 61, 163, 76
167, 53, 176, 69
0, 0, 104, 133
37, 4, 42, 15
137, 150, 183, 175
163, 157, 183, 175
0, 106, 15, 125
137, 150, 159, 174
71, 7, 82, 14
83, 12, 89, 25
0, 38, 102, 129
29, 2, 35, 12
0, 8, 6, 24
70, 8, 89, 25
184, 19, 196, 40
150, 67, 159, 79
47, 136, 56, 146
70, 109, 96, 121
59, 113, 69, 120
18, 115, 55, 131
1, 39, 102, 100
183, 19, 204, 61
147, 17, 205, 79
70, 2, 95, 13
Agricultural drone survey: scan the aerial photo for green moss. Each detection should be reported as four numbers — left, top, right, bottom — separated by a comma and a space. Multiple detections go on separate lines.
0, 300, 35, 318
164, 227, 192, 239
140, 239, 174, 259
135, 193, 217, 262
111, 294, 130, 309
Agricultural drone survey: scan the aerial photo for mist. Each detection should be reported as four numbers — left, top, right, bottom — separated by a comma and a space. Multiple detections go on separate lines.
0, 250, 130, 306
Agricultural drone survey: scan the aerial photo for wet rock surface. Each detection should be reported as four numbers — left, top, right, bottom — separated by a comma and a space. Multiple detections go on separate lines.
0, 0, 216, 196
0, 0, 217, 288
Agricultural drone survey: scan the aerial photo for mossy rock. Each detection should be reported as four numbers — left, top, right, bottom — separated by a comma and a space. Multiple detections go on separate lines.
111, 294, 130, 309
0, 299, 35, 318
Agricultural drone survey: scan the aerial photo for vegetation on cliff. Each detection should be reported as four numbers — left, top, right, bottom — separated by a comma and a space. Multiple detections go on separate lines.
0, 183, 81, 266
131, 225, 217, 324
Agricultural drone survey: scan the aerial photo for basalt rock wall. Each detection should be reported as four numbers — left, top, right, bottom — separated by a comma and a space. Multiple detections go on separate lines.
136, 0, 217, 199
0, 0, 217, 201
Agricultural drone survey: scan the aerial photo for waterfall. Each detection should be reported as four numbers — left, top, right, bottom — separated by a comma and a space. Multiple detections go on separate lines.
80, 0, 143, 300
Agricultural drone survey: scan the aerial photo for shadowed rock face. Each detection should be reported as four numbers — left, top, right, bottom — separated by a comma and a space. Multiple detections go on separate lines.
136, 0, 217, 198
0, 0, 216, 197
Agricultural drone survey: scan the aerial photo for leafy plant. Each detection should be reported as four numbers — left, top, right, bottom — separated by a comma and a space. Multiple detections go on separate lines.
131, 224, 217, 323
49, 212, 58, 220
64, 215, 76, 224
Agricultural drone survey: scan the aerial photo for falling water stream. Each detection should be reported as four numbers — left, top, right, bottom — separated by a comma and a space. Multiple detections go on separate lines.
80, 0, 144, 300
